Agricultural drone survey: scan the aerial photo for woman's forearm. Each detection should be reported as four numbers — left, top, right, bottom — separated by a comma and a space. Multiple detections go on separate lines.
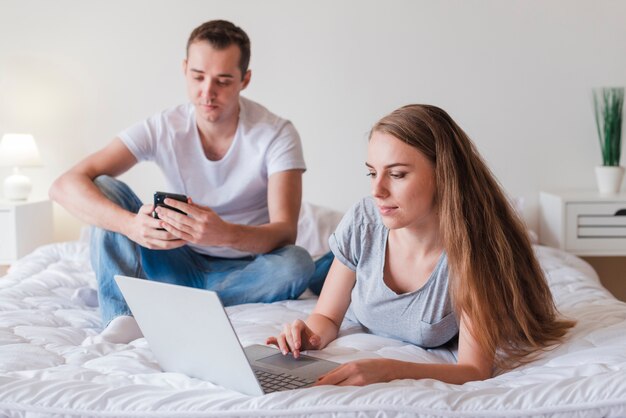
390, 360, 492, 384
305, 313, 341, 349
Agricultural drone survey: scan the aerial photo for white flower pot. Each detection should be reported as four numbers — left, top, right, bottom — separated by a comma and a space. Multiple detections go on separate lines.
595, 166, 625, 194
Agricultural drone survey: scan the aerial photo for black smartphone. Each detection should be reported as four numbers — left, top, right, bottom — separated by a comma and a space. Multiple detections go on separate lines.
152, 191, 188, 220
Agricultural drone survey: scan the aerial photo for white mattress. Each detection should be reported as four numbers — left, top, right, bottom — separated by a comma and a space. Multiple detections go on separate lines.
1, 241, 626, 417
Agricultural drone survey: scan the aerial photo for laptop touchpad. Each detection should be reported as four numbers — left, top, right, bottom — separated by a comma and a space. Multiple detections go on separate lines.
257, 353, 317, 370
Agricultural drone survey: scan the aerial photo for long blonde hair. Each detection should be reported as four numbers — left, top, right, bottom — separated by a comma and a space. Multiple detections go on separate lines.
372, 104, 575, 370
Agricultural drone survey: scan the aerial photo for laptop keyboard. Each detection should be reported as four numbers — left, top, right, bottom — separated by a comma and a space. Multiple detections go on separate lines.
253, 369, 314, 393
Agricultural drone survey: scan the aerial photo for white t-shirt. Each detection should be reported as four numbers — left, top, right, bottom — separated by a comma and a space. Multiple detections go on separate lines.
118, 96, 306, 258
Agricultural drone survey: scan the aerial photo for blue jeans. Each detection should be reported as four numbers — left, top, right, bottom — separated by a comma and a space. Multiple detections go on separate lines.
90, 176, 319, 325
309, 251, 334, 295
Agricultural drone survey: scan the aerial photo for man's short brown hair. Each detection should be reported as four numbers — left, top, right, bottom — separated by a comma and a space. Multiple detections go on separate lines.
187, 20, 251, 80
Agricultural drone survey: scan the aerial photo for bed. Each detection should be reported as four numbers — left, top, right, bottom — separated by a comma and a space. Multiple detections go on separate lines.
1, 204, 626, 417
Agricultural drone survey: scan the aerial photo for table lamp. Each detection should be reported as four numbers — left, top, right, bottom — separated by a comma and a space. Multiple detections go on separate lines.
0, 133, 43, 200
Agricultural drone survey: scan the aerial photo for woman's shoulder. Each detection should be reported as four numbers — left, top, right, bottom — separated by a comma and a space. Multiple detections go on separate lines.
331, 196, 386, 269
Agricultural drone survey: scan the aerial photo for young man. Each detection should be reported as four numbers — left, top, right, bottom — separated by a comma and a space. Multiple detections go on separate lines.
50, 20, 320, 344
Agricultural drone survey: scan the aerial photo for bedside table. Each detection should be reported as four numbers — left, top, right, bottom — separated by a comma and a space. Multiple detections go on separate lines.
539, 190, 626, 256
539, 190, 626, 301
0, 199, 54, 266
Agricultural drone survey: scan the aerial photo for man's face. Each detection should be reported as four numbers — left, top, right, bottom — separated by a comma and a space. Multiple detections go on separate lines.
183, 41, 251, 125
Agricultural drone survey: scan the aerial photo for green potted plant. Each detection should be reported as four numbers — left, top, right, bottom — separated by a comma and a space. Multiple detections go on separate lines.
593, 87, 624, 194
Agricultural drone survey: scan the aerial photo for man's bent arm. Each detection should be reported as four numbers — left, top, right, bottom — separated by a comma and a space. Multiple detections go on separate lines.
220, 169, 303, 254
159, 169, 303, 254
49, 138, 139, 235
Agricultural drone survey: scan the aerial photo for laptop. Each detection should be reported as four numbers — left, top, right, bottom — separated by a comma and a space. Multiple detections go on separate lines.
114, 275, 340, 396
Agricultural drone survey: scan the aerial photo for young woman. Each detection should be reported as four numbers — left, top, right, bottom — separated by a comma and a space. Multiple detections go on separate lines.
267, 104, 575, 386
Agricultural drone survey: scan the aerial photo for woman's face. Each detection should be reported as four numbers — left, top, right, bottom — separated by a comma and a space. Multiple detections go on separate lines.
366, 131, 437, 231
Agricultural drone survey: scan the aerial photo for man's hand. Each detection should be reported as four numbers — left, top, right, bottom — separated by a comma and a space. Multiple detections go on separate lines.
154, 198, 232, 247
124, 203, 187, 249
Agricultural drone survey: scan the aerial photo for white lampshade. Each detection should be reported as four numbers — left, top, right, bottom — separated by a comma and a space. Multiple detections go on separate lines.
0, 133, 43, 200
0, 133, 42, 167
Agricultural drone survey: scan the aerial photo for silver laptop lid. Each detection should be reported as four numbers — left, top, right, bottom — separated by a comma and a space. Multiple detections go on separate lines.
114, 275, 263, 396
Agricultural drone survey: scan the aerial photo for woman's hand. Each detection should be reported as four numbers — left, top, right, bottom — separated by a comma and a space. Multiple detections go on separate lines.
314, 359, 395, 386
266, 319, 323, 358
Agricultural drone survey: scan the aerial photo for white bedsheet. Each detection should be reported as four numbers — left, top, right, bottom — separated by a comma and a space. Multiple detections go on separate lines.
1, 241, 626, 417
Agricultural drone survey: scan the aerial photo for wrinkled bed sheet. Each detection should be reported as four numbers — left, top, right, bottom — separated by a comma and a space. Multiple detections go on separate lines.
1, 241, 625, 417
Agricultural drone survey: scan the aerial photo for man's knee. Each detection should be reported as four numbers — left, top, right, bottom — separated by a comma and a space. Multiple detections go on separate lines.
273, 245, 315, 282
93, 175, 141, 212
251, 245, 313, 301
93, 175, 118, 195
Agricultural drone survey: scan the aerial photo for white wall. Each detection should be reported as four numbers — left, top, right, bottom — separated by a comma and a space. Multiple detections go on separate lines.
1, 0, 625, 241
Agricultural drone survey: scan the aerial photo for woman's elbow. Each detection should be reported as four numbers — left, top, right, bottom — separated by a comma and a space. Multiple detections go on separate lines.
464, 365, 493, 382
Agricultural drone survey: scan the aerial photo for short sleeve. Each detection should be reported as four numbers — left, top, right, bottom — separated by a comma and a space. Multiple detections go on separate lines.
264, 121, 306, 176
328, 201, 364, 271
118, 113, 163, 162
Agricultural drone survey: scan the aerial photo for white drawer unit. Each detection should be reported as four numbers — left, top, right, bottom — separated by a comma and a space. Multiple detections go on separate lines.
540, 191, 626, 256
0, 199, 54, 265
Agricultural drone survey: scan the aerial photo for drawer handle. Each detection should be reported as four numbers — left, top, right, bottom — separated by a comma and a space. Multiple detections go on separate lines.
616, 209, 626, 216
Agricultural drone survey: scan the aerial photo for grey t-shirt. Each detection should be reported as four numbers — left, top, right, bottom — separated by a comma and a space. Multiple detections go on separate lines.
329, 197, 458, 348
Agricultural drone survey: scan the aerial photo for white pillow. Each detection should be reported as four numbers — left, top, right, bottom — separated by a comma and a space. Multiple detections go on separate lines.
296, 202, 343, 260
510, 196, 538, 244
